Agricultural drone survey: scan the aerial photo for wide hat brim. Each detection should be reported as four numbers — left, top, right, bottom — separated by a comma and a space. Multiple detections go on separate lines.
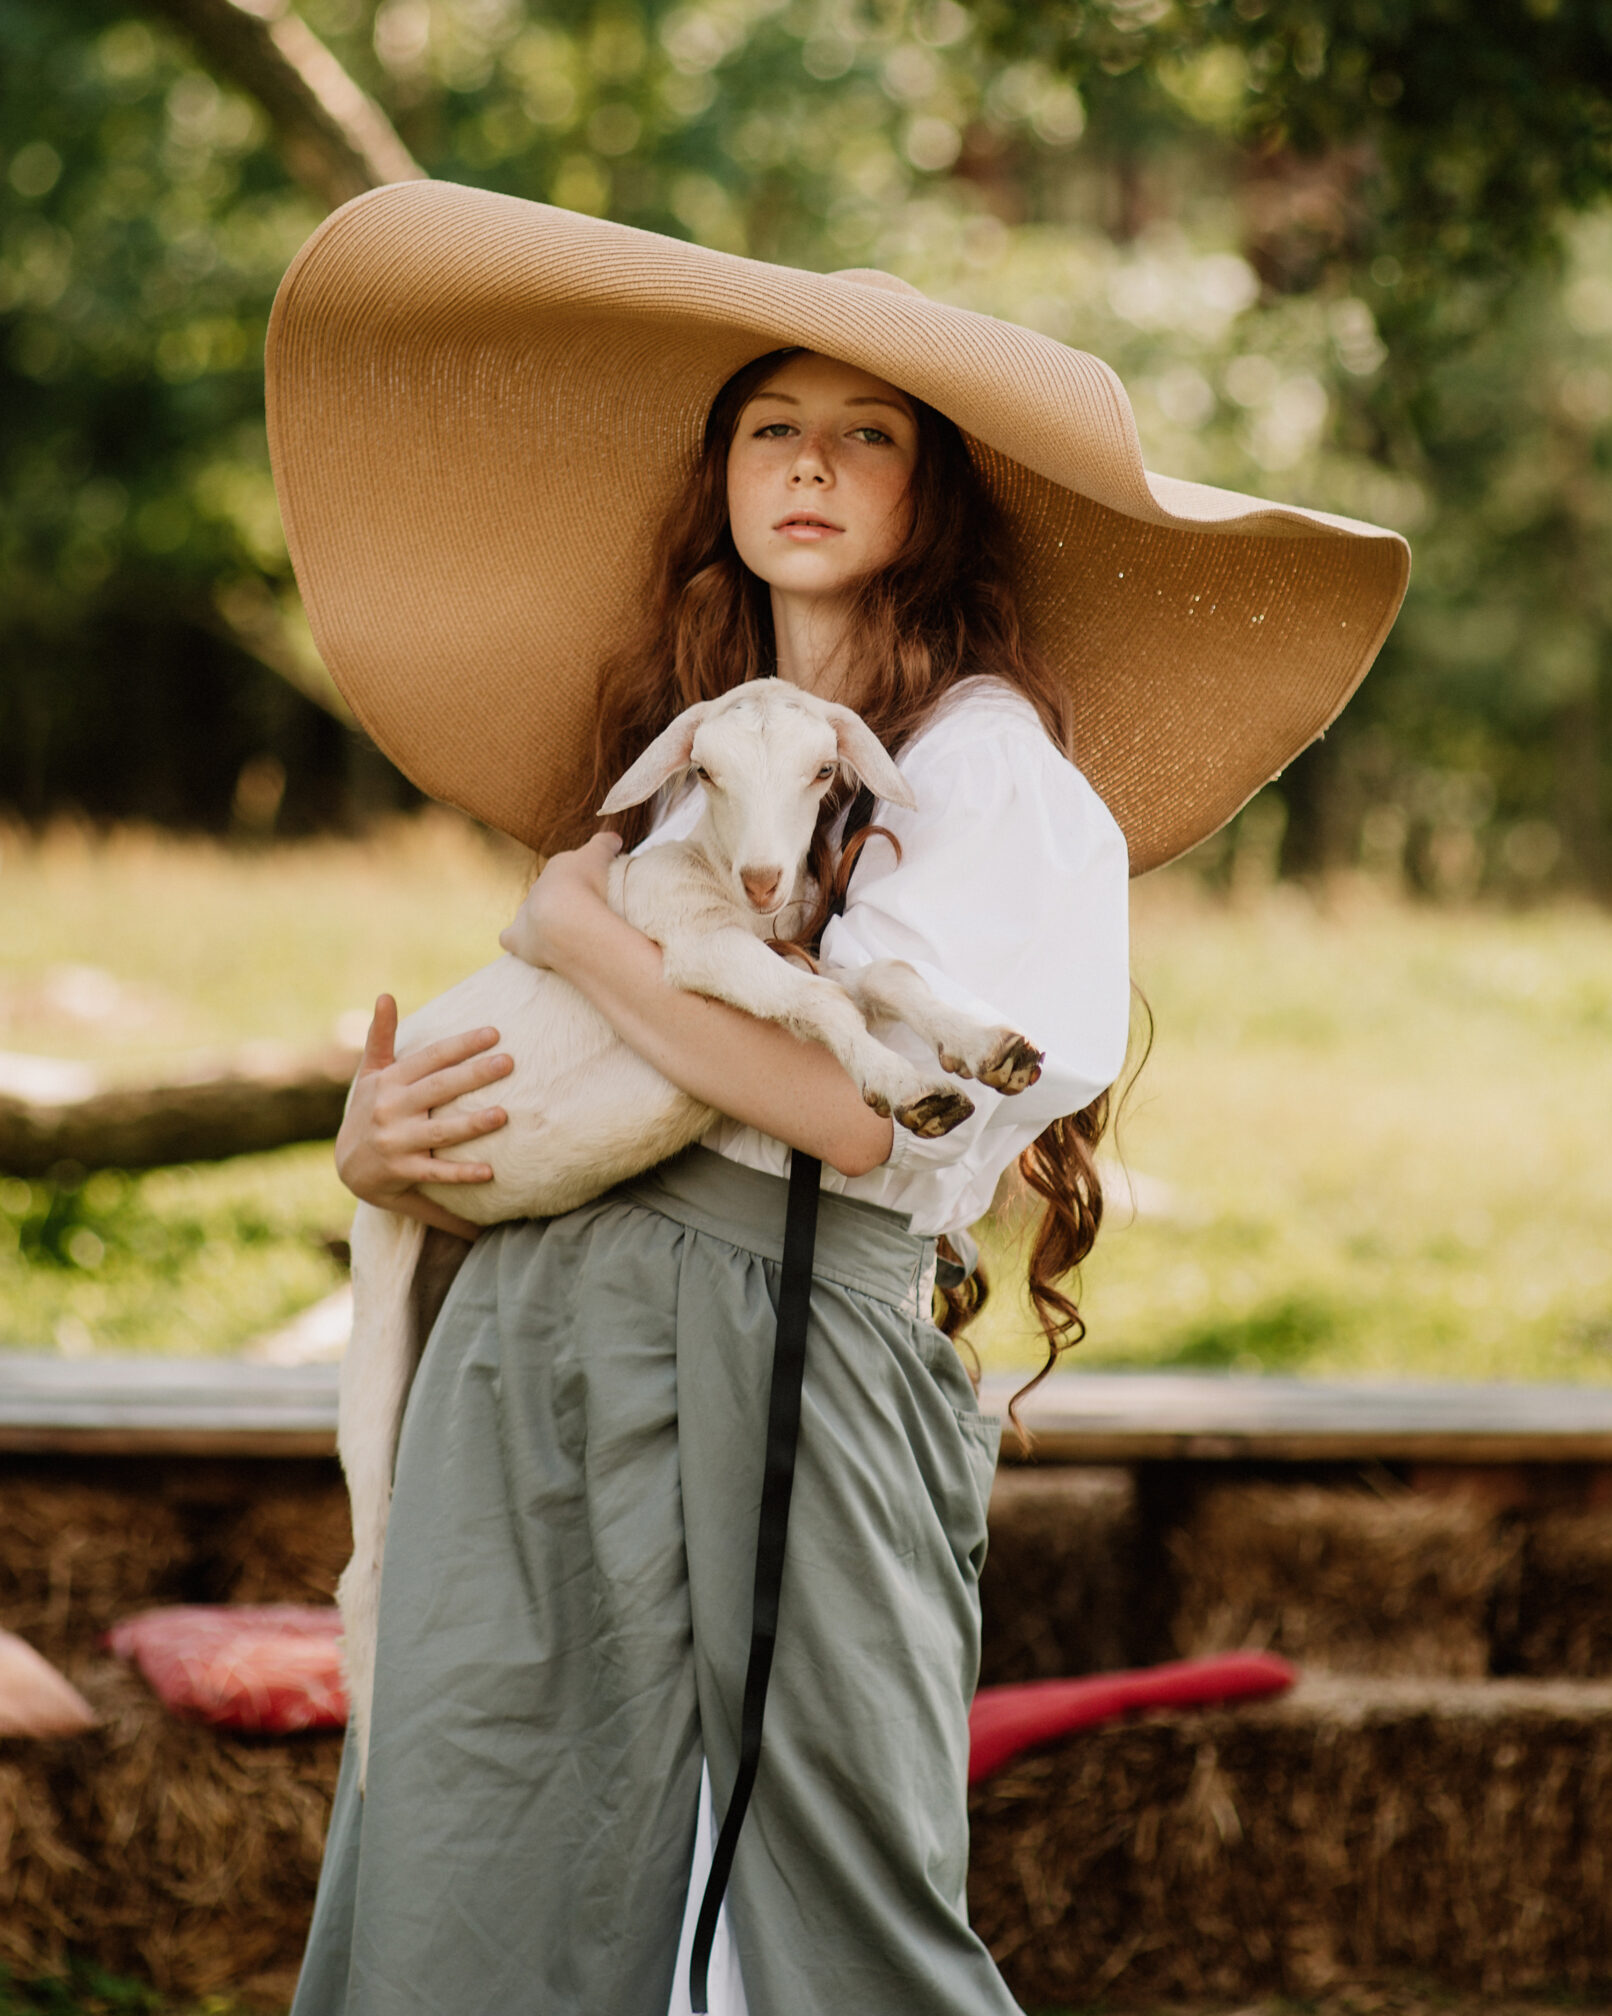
265, 180, 1409, 874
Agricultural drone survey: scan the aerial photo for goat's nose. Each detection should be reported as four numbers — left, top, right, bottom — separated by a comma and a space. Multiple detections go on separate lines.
741, 866, 783, 910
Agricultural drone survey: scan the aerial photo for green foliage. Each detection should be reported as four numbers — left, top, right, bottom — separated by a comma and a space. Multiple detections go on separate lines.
1, 0, 1610, 877
1197, 0, 1612, 282
0, 0, 360, 826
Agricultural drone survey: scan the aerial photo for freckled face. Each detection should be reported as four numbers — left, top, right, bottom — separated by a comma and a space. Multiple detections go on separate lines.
725, 353, 919, 598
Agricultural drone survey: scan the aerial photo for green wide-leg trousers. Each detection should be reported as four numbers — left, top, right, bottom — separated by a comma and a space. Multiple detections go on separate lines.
291, 1147, 1019, 2015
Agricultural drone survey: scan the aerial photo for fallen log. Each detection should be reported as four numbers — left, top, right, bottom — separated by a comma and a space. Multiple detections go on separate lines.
0, 1047, 359, 1177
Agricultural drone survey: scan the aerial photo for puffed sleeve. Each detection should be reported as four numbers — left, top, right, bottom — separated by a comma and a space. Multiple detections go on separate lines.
820, 683, 1131, 1183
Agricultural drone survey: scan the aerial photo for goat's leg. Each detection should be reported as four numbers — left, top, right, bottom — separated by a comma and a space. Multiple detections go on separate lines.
339, 1202, 429, 1790
661, 928, 975, 1137
834, 959, 1044, 1095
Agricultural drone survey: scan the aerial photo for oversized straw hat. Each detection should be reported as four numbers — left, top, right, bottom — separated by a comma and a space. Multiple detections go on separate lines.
266, 180, 1409, 874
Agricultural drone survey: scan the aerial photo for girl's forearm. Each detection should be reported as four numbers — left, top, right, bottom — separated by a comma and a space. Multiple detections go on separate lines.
551, 900, 895, 1178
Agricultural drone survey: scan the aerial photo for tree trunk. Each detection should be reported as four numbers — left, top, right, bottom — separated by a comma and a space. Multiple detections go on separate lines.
0, 1047, 359, 1177
1276, 733, 1348, 880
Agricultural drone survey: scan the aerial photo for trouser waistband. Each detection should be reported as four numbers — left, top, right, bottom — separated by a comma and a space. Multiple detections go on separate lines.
620, 1146, 934, 1318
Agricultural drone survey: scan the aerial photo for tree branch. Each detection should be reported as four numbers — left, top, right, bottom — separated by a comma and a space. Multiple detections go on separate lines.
145, 0, 423, 211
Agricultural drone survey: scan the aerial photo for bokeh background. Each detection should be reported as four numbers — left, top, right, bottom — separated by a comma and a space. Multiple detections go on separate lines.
3, 0, 1612, 1384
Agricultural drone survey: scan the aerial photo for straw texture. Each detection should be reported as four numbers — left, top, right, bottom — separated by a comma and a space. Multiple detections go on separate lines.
1168, 1481, 1521, 1679
969, 1676, 1612, 2001
266, 183, 1410, 872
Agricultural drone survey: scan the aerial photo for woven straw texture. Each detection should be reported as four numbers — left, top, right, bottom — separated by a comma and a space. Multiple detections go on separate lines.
266, 181, 1411, 873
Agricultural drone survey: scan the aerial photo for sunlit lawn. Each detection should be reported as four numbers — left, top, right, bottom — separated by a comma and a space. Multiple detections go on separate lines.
3, 815, 1611, 1381
0, 815, 528, 1357
980, 874, 1612, 1386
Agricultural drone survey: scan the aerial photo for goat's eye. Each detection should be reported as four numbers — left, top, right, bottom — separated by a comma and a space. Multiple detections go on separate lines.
693, 765, 710, 782
815, 763, 836, 781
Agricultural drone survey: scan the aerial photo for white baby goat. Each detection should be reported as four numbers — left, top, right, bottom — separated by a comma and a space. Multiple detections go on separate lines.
340, 680, 1043, 1777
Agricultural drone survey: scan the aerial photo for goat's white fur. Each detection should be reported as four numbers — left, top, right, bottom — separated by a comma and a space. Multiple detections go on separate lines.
339, 682, 1042, 1780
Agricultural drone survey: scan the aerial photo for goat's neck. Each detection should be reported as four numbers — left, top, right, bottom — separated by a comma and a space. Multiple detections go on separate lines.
685, 811, 810, 937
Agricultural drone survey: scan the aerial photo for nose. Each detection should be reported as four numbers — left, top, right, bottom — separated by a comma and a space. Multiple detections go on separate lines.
789, 428, 832, 487
741, 865, 783, 911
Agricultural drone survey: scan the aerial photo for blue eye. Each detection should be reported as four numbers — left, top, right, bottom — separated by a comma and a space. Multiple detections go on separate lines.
852, 427, 891, 444
754, 422, 794, 438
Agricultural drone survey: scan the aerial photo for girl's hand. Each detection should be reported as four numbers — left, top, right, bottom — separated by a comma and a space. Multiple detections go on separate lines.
335, 995, 512, 1240
500, 832, 623, 972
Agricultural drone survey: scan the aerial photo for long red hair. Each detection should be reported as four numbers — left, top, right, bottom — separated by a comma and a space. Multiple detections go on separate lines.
551, 348, 1121, 1424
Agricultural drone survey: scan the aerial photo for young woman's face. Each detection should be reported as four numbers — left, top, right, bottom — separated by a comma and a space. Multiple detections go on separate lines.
725, 352, 919, 598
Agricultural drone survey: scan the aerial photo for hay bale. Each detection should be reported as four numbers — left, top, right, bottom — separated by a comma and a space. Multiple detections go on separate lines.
0, 1480, 190, 1664
981, 1467, 1139, 1685
0, 1750, 92, 1977
1, 1659, 340, 1998
216, 1482, 352, 1606
1169, 1482, 1518, 1677
1506, 1507, 1612, 1676
968, 1674, 1612, 2004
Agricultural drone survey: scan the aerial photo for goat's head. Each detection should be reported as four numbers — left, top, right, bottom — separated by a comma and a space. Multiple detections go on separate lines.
598, 681, 915, 917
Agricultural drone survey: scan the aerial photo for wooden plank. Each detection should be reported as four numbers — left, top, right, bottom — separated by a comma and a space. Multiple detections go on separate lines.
6, 1357, 1612, 1463
0, 1355, 339, 1457
981, 1370, 1612, 1464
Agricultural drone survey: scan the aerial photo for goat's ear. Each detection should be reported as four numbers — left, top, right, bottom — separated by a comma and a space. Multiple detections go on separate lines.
825, 704, 916, 810
598, 703, 710, 814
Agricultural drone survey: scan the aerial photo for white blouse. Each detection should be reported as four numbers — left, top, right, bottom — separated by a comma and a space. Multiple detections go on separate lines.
639, 678, 1132, 1239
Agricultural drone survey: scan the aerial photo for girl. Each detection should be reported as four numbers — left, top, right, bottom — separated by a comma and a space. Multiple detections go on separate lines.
267, 189, 1407, 2016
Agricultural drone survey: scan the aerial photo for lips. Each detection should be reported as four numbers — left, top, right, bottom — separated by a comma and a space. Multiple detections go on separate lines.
775, 513, 843, 538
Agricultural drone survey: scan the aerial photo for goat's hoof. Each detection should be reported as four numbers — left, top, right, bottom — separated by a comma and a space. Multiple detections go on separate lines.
938, 1049, 973, 1079
895, 1087, 975, 1138
863, 1088, 893, 1118
977, 1032, 1044, 1095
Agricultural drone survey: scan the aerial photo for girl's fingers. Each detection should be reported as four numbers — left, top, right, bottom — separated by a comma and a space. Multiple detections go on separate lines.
396, 1026, 504, 1085
380, 1101, 505, 1158
400, 1154, 495, 1184
420, 1107, 506, 1150
359, 995, 399, 1073
407, 1050, 514, 1110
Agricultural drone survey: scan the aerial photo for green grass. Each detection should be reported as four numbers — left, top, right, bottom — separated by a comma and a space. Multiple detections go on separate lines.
4, 818, 1612, 1380
0, 814, 528, 1356
976, 874, 1612, 1386
0, 1146, 348, 1356
0, 1963, 262, 2015
0, 813, 528, 1069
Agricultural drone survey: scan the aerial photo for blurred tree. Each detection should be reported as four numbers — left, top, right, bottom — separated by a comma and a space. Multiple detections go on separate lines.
965, 0, 1612, 884
147, 0, 422, 206
0, 0, 363, 829
2, 0, 1610, 885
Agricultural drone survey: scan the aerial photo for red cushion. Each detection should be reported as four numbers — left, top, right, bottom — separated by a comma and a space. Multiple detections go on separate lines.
105, 1604, 348, 1734
968, 1652, 1297, 1784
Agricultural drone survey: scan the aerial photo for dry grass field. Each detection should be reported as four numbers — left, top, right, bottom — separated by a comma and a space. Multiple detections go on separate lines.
3, 815, 1611, 1382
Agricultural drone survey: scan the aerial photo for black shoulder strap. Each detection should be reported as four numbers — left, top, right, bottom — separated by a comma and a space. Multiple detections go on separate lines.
688, 1146, 822, 2010
823, 783, 876, 929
